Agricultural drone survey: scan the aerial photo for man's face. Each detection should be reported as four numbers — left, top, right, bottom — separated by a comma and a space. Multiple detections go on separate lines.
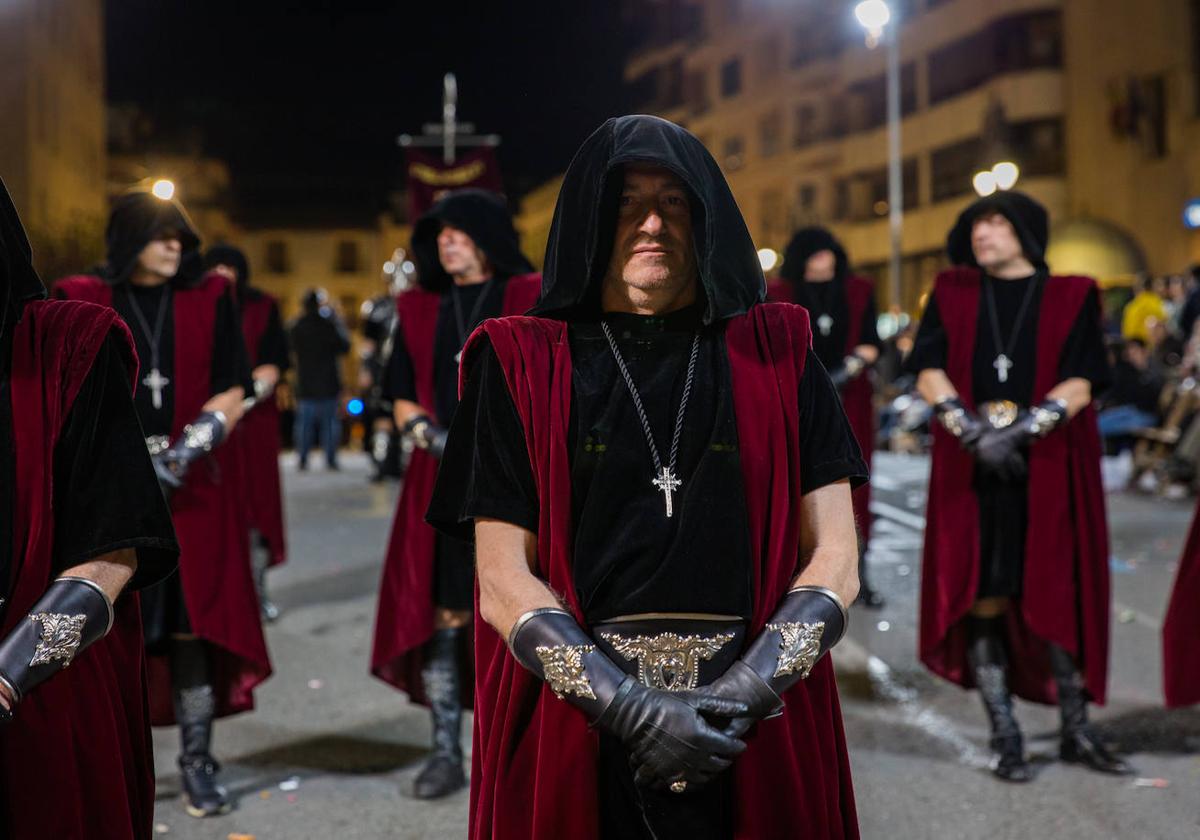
970, 213, 1025, 270
436, 225, 488, 279
605, 164, 697, 298
805, 249, 837, 282
210, 262, 239, 284
137, 227, 182, 279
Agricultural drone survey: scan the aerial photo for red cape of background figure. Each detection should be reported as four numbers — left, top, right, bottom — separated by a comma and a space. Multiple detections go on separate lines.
461, 303, 858, 840
233, 291, 288, 568
2, 300, 157, 839
370, 274, 540, 704
54, 273, 272, 724
768, 275, 876, 541
920, 267, 1110, 705
1163, 502, 1200, 707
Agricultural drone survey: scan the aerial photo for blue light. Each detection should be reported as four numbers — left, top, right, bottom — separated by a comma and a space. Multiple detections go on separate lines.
1184, 199, 1200, 229
347, 398, 365, 416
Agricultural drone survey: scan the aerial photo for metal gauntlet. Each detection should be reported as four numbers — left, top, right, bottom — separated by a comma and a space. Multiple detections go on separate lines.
402, 414, 449, 459
508, 608, 629, 723
0, 577, 115, 721
153, 410, 229, 493
1025, 398, 1069, 438
829, 354, 867, 389
933, 396, 986, 448
736, 586, 849, 701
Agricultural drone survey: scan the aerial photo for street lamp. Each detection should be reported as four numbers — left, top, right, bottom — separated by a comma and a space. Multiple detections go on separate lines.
757, 247, 780, 273
972, 161, 1020, 197
151, 179, 175, 200
854, 1, 902, 312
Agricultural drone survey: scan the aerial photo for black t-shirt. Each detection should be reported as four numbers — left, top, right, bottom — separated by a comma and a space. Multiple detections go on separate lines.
113, 281, 251, 436
428, 305, 868, 624
0, 331, 179, 601
906, 274, 1111, 403
793, 278, 882, 371
384, 278, 510, 424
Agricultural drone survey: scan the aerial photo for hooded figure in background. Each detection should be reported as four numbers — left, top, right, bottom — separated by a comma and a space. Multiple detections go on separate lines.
0, 180, 178, 838
769, 227, 885, 608
906, 190, 1125, 782
55, 191, 270, 819
205, 245, 291, 621
369, 189, 540, 799
427, 115, 862, 838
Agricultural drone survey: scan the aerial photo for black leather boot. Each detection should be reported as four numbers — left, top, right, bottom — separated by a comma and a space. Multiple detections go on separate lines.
413, 628, 466, 799
967, 616, 1031, 783
172, 640, 232, 817
1048, 644, 1132, 775
855, 550, 885, 609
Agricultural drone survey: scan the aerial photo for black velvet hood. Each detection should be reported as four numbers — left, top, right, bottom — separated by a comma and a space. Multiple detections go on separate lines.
946, 190, 1049, 270
411, 189, 533, 293
103, 191, 202, 285
529, 114, 765, 325
204, 244, 254, 299
1, 178, 46, 342
780, 226, 849, 286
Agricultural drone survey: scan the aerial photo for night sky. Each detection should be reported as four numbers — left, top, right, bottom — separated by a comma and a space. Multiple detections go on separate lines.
104, 1, 633, 222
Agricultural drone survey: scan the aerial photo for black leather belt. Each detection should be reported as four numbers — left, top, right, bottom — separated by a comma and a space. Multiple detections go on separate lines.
592, 614, 745, 692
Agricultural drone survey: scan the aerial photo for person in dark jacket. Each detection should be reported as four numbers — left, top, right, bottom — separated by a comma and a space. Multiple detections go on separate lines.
288, 289, 351, 470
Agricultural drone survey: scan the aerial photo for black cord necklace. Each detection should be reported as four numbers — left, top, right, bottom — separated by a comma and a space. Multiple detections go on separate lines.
124, 284, 172, 409
982, 273, 1041, 383
450, 278, 496, 363
600, 320, 701, 519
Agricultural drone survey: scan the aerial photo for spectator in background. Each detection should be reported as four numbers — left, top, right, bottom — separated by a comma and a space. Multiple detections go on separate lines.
1122, 273, 1167, 344
1177, 265, 1200, 348
288, 288, 351, 470
1097, 338, 1164, 447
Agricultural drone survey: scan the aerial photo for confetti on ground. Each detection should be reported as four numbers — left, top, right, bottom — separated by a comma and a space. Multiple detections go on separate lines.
1133, 777, 1170, 788
153, 825, 170, 835
279, 776, 301, 791
308, 678, 324, 690
228, 834, 256, 840
287, 794, 298, 803
259, 790, 272, 800
1118, 610, 1137, 624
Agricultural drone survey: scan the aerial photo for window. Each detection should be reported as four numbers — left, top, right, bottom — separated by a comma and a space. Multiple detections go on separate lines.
759, 110, 783, 158
722, 136, 745, 171
793, 103, 820, 148
1010, 118, 1066, 175
720, 58, 742, 98
833, 159, 919, 222
928, 11, 1062, 104
758, 36, 781, 82
684, 69, 710, 116
794, 183, 819, 225
760, 189, 786, 245
844, 63, 918, 133
789, 16, 845, 69
336, 240, 361, 273
265, 240, 289, 274
930, 136, 983, 202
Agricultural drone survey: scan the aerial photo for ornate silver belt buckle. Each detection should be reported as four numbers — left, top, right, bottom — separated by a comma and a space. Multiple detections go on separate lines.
598, 629, 736, 692
145, 435, 171, 456
981, 400, 1019, 430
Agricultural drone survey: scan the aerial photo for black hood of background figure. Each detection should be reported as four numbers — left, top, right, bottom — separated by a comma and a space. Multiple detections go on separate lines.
1, 178, 47, 340
780, 226, 849, 287
411, 189, 533, 293
104, 191, 203, 286
530, 115, 765, 325
946, 190, 1049, 271
205, 244, 253, 299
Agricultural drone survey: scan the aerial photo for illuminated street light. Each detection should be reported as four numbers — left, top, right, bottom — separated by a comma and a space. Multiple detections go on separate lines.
973, 171, 998, 197
854, 0, 891, 45
151, 179, 175, 200
757, 247, 779, 272
992, 161, 1019, 191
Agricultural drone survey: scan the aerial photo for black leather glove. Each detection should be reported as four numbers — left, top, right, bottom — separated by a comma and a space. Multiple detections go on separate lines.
702, 586, 848, 739
933, 396, 986, 450
828, 354, 867, 390
155, 410, 228, 495
0, 577, 114, 724
974, 420, 1031, 481
403, 414, 449, 459
509, 608, 748, 791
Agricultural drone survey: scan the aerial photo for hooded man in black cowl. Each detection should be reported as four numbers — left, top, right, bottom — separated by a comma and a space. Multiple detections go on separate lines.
369, 189, 540, 800
907, 190, 1126, 783
427, 116, 863, 839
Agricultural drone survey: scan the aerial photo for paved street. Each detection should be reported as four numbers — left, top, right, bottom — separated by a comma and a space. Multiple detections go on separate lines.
151, 451, 1200, 840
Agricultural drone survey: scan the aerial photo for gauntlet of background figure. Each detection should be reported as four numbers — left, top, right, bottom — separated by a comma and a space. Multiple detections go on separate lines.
703, 586, 849, 738
153, 410, 229, 495
0, 577, 114, 723
829, 353, 868, 389
402, 414, 449, 459
933, 396, 986, 450
509, 608, 749, 790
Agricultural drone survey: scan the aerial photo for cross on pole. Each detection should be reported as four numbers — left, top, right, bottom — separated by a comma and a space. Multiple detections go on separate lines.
397, 73, 501, 165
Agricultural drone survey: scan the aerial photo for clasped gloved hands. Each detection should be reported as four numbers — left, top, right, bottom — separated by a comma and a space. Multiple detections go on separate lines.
973, 419, 1032, 481
509, 608, 747, 792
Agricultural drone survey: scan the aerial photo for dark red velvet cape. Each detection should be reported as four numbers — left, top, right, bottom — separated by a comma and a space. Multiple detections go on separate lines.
370, 274, 541, 703
233, 292, 287, 567
54, 274, 272, 723
1163, 501, 1200, 707
463, 303, 858, 840
920, 268, 1110, 704
768, 276, 876, 539
3, 300, 156, 839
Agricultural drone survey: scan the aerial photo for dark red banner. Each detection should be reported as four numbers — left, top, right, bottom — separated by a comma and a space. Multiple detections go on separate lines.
406, 147, 502, 220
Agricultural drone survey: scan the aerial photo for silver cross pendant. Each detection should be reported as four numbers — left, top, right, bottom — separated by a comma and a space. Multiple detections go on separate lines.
652, 466, 682, 518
